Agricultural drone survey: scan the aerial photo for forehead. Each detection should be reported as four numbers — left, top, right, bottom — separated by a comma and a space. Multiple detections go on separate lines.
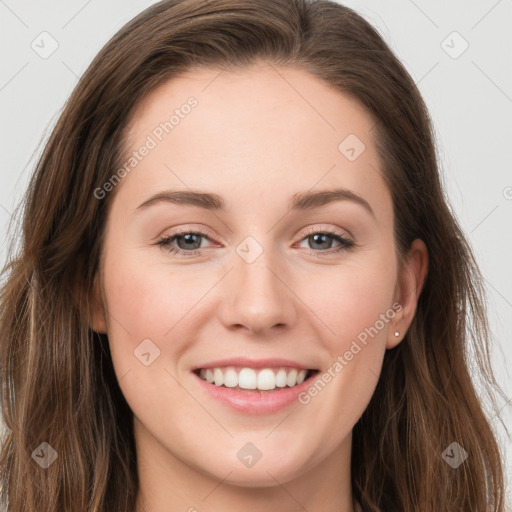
115, 63, 392, 225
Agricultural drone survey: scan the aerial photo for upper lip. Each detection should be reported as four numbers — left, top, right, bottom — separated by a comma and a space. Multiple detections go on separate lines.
192, 357, 316, 371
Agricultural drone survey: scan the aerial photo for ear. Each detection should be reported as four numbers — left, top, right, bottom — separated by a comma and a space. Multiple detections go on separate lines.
89, 273, 108, 334
387, 238, 428, 349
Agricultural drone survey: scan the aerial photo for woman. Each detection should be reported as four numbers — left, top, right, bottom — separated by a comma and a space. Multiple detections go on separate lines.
0, 0, 508, 510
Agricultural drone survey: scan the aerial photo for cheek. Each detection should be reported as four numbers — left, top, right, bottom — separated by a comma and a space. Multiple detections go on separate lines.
296, 255, 397, 352
100, 249, 215, 430
103, 240, 397, 359
101, 244, 228, 383
290, 253, 397, 443
97, 235, 398, 481
103, 246, 208, 336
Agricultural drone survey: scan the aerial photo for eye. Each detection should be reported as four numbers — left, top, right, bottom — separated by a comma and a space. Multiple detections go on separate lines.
155, 226, 356, 257
155, 228, 214, 256
296, 227, 355, 255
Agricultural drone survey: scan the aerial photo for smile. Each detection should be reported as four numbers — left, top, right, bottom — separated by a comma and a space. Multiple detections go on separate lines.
195, 366, 316, 391
192, 363, 321, 415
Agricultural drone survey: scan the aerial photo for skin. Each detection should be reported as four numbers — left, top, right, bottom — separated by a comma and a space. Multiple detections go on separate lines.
90, 61, 428, 512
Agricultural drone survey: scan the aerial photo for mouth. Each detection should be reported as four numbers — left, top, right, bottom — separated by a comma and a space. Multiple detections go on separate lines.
193, 366, 320, 393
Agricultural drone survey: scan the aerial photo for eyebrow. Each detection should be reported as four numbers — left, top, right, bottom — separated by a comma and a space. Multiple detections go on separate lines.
136, 188, 375, 218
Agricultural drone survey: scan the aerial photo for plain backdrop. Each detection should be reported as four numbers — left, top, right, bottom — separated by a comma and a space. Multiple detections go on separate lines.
0, 0, 511, 501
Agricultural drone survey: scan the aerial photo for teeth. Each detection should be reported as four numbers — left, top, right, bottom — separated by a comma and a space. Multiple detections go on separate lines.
296, 370, 307, 385
239, 368, 257, 389
275, 368, 287, 387
198, 366, 310, 390
257, 368, 275, 390
213, 368, 224, 386
286, 369, 298, 387
223, 367, 238, 388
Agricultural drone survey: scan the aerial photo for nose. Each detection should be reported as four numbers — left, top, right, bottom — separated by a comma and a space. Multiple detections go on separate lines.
217, 248, 298, 336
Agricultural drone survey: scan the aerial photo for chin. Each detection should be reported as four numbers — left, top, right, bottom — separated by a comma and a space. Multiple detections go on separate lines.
202, 450, 312, 488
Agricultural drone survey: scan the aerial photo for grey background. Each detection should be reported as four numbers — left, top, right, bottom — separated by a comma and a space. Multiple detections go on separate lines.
0, 0, 511, 500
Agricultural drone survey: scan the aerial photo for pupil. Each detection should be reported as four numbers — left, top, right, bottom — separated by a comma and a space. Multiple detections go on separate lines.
180, 234, 200, 249
312, 233, 330, 250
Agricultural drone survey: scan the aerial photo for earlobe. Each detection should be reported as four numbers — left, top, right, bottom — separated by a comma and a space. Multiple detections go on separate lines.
387, 315, 404, 350
387, 238, 429, 349
89, 274, 108, 334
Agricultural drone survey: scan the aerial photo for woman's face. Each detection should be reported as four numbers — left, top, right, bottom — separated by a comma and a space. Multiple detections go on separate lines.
91, 63, 426, 492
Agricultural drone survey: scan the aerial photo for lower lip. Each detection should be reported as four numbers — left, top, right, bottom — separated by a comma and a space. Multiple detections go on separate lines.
193, 371, 318, 415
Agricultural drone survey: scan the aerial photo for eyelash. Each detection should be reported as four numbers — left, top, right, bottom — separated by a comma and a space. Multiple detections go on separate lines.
155, 226, 356, 257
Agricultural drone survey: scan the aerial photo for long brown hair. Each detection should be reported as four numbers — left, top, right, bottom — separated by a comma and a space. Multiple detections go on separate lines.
0, 1, 508, 510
